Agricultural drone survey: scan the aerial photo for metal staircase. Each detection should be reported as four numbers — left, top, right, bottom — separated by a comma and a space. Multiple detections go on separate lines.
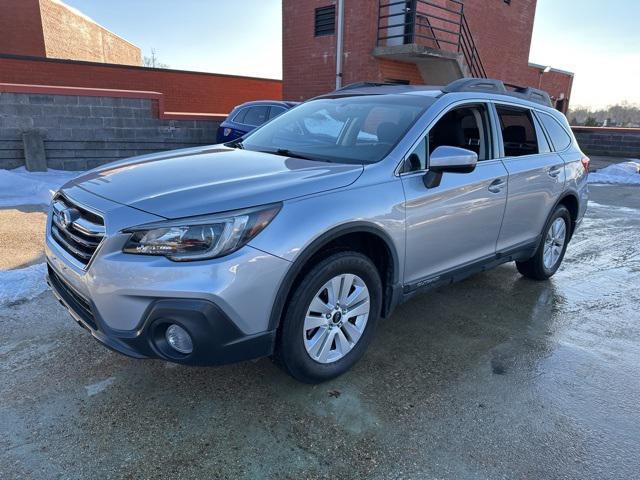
376, 0, 487, 81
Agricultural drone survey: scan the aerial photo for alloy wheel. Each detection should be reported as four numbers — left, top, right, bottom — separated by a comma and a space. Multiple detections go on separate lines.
543, 217, 567, 269
303, 273, 370, 364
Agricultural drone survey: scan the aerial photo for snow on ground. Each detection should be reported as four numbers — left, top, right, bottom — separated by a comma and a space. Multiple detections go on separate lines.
0, 167, 80, 207
589, 161, 640, 186
0, 263, 48, 307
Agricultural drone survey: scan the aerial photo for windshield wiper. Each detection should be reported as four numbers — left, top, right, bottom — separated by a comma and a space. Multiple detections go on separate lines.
246, 147, 333, 162
273, 149, 317, 161
225, 139, 244, 149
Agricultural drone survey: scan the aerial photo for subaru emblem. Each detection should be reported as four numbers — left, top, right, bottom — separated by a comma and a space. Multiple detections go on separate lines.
58, 208, 79, 229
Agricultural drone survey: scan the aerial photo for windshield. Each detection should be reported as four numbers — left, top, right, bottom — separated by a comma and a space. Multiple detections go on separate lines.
238, 94, 433, 164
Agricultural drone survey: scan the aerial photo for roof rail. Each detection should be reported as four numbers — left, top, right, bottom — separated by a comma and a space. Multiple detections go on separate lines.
336, 81, 392, 91
443, 78, 552, 107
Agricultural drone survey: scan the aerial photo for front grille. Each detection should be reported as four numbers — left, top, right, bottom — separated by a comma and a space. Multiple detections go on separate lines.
47, 264, 98, 330
50, 194, 105, 268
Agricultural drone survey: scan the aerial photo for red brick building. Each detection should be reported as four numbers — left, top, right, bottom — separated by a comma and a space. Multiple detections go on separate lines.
0, 0, 141, 66
283, 0, 574, 112
0, 0, 282, 117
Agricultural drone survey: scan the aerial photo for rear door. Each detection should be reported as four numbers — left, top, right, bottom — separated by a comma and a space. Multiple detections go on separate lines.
401, 102, 509, 286
493, 104, 566, 251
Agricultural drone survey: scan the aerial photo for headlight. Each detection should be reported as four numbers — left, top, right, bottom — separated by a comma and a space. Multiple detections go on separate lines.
122, 203, 281, 261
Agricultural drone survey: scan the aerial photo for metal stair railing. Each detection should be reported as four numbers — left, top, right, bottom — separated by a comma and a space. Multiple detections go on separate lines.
377, 0, 487, 78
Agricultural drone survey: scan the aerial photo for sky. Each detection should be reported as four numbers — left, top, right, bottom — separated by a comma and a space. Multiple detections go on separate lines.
63, 0, 640, 110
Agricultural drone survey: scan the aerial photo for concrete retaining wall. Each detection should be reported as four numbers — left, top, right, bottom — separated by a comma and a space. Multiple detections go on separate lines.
0, 90, 219, 170
572, 127, 640, 158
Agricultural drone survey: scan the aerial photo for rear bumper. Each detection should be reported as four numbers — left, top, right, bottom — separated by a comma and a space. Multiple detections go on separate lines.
47, 263, 275, 365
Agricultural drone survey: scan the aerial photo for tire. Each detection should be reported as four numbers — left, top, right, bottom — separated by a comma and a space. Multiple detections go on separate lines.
516, 205, 571, 281
275, 251, 382, 383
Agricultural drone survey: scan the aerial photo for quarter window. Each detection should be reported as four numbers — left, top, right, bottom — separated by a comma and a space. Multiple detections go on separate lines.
496, 106, 539, 157
268, 106, 287, 120
243, 106, 269, 127
232, 108, 247, 124
404, 138, 427, 172
538, 112, 572, 151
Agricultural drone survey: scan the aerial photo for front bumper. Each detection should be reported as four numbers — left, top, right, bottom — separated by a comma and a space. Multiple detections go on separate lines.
47, 264, 275, 364
45, 186, 292, 365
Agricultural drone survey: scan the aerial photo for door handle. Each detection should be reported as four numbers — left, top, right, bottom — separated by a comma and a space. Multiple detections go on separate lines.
488, 178, 506, 193
548, 166, 562, 178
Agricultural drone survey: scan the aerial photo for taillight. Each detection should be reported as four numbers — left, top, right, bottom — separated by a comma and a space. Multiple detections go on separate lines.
581, 156, 590, 173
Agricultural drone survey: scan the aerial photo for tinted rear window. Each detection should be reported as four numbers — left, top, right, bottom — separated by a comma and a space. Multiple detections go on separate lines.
268, 106, 287, 120
232, 108, 247, 124
243, 106, 270, 126
539, 112, 572, 151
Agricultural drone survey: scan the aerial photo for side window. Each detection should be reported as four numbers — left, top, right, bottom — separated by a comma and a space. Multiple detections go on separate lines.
532, 114, 552, 153
404, 104, 491, 173
232, 108, 247, 124
538, 112, 572, 151
404, 138, 427, 173
268, 106, 286, 120
243, 106, 269, 126
496, 106, 539, 157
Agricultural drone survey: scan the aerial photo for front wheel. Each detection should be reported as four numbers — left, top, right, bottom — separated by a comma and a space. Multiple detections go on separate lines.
275, 251, 382, 383
516, 205, 571, 280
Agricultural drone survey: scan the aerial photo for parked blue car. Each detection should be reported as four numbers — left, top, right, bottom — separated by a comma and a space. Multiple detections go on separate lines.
216, 100, 298, 143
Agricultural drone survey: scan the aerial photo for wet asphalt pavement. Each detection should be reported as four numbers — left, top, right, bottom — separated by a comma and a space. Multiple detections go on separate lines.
1, 184, 639, 480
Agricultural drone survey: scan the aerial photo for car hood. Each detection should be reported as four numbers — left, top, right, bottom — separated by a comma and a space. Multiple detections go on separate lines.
68, 146, 364, 219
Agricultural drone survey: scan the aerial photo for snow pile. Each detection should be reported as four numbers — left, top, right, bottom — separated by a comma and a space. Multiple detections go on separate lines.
0, 263, 48, 306
589, 161, 640, 186
0, 167, 80, 207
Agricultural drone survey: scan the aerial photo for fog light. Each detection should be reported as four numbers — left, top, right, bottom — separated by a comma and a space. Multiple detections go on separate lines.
165, 324, 193, 354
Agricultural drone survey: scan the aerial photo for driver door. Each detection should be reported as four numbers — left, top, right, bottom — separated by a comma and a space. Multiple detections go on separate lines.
400, 103, 508, 287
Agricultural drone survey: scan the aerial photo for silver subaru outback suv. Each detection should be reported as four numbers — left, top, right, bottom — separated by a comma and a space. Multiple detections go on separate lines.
46, 79, 589, 383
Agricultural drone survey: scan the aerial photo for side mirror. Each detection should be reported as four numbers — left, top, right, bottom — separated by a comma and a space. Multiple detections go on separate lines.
423, 146, 478, 188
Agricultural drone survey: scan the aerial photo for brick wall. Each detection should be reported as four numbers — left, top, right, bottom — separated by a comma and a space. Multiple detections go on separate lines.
573, 127, 640, 158
39, 0, 141, 66
0, 90, 218, 170
283, 0, 338, 101
464, 0, 573, 109
0, 55, 282, 115
0, 0, 140, 65
0, 0, 46, 57
283, 0, 573, 107
463, 0, 536, 83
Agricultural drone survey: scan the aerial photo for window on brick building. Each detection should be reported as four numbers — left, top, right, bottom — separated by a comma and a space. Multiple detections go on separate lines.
315, 6, 336, 36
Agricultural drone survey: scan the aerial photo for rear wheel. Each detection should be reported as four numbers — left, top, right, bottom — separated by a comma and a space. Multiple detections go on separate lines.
516, 205, 571, 280
275, 251, 382, 383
